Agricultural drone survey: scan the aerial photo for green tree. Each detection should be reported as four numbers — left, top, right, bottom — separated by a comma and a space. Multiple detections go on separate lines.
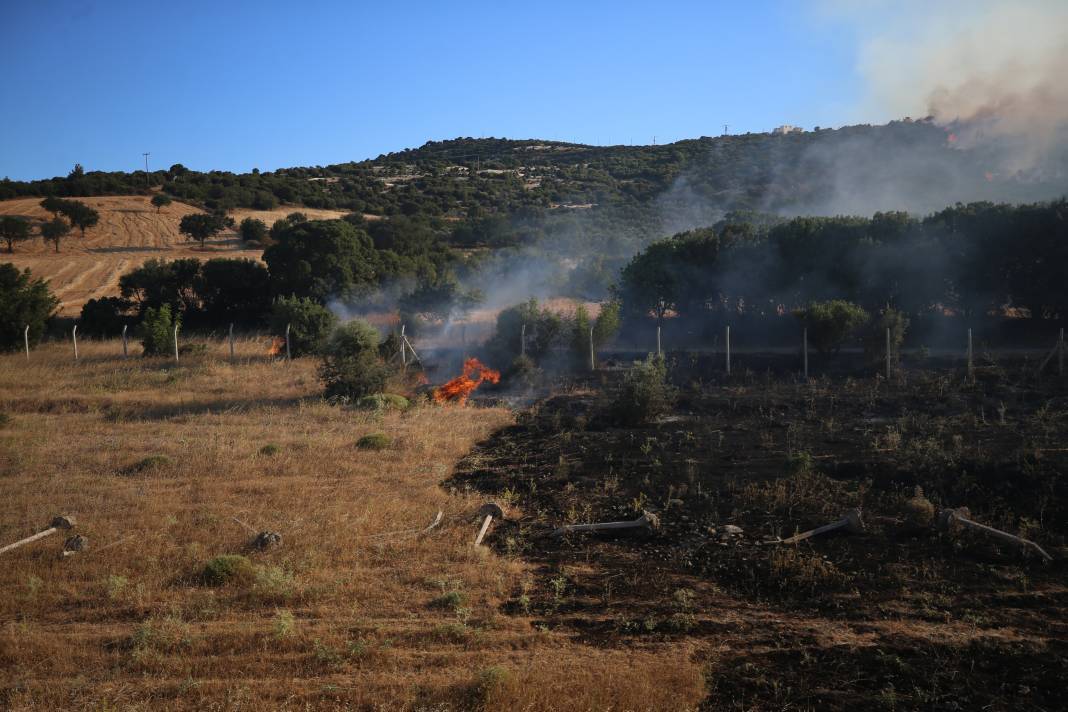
79, 296, 133, 337
793, 300, 870, 356
197, 258, 271, 326
0, 216, 31, 253
151, 194, 173, 213
40, 217, 70, 253
863, 307, 910, 367
269, 295, 337, 356
60, 201, 100, 237
0, 263, 59, 352
139, 304, 180, 357
318, 319, 390, 399
179, 213, 227, 247
40, 196, 67, 218
263, 219, 380, 302
238, 217, 268, 243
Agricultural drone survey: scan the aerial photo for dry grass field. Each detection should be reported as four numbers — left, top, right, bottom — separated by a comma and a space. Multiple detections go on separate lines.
0, 341, 706, 711
0, 197, 348, 316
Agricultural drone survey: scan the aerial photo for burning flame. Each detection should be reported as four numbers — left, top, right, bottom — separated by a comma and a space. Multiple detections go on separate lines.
267, 336, 285, 357
432, 358, 500, 405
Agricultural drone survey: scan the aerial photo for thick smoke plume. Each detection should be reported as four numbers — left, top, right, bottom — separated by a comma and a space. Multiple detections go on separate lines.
855, 0, 1068, 176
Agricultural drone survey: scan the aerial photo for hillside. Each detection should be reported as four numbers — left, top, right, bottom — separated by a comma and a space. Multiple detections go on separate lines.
0, 196, 345, 315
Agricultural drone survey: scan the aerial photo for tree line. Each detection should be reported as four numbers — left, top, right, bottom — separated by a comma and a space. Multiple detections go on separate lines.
618, 200, 1068, 328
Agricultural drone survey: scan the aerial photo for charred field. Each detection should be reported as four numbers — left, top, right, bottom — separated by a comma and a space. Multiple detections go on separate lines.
452, 353, 1068, 710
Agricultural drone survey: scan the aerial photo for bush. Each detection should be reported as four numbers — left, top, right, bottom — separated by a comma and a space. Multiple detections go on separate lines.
355, 394, 410, 411
863, 307, 910, 367
319, 319, 391, 399
259, 443, 281, 456
356, 432, 392, 450
79, 296, 133, 338
793, 300, 869, 356
239, 217, 268, 244
0, 264, 59, 352
484, 298, 563, 366
139, 304, 180, 356
269, 296, 337, 356
610, 355, 677, 426
197, 258, 271, 327
202, 555, 255, 586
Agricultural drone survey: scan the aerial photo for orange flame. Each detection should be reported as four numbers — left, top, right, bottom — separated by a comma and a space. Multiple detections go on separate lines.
432, 358, 500, 405
267, 336, 285, 357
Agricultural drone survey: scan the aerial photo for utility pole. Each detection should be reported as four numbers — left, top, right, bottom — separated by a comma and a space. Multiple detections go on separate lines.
143, 152, 150, 187
723, 124, 729, 135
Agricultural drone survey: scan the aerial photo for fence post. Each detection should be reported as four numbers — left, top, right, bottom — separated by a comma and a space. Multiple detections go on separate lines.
656, 325, 662, 357
229, 323, 235, 361
173, 324, 179, 364
401, 323, 407, 366
589, 326, 595, 371
885, 327, 891, 380
967, 328, 973, 380
1059, 327, 1064, 377
803, 327, 808, 381
285, 323, 292, 361
520, 323, 526, 358
122, 324, 128, 358
72, 324, 78, 361
725, 325, 731, 376
24, 325, 29, 361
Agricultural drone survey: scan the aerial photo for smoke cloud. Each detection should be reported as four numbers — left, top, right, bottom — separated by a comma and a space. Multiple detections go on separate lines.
852, 0, 1068, 175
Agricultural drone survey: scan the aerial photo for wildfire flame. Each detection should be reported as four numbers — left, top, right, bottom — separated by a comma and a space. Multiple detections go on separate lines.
267, 336, 285, 357
432, 358, 500, 405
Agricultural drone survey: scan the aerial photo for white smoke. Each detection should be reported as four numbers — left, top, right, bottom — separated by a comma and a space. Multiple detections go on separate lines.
844, 0, 1068, 174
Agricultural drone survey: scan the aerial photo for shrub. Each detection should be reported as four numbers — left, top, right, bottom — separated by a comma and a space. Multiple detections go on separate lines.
150, 194, 172, 213
139, 303, 180, 356
259, 443, 282, 456
610, 355, 677, 426
484, 298, 563, 366
269, 296, 336, 356
202, 555, 255, 586
319, 319, 390, 399
0, 264, 59, 352
356, 432, 392, 450
355, 394, 410, 411
863, 307, 910, 367
793, 300, 869, 356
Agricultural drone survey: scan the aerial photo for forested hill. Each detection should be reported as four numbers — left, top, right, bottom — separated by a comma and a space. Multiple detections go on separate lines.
3, 119, 1063, 225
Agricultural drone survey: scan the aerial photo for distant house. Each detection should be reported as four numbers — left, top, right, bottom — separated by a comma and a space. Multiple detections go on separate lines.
771, 125, 804, 135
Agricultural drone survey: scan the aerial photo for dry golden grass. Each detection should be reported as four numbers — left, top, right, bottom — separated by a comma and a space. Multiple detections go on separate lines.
0, 340, 706, 710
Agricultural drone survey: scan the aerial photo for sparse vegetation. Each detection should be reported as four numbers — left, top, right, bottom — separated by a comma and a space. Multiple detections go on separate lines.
319, 319, 390, 399
355, 432, 391, 450
610, 354, 676, 426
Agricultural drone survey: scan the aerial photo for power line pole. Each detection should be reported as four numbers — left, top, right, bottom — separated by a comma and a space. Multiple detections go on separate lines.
723, 124, 729, 135
143, 152, 150, 187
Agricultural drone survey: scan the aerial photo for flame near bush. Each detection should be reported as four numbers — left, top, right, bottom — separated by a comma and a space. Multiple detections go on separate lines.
432, 358, 500, 405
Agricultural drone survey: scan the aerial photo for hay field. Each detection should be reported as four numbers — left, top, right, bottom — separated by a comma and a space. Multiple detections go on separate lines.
0, 342, 706, 710
0, 197, 347, 316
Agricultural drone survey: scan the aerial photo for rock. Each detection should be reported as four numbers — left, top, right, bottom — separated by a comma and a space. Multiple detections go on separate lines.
252, 531, 282, 550
723, 524, 744, 535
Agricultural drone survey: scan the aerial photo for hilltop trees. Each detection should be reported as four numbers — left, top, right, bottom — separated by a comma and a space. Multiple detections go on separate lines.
0, 264, 58, 352
0, 216, 31, 253
40, 217, 70, 252
179, 213, 228, 247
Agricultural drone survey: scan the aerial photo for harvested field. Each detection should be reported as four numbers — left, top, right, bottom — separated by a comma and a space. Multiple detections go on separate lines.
0, 197, 351, 316
0, 342, 707, 711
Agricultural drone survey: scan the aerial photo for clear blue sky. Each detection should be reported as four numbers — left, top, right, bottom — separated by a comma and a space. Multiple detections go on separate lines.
1, 0, 873, 181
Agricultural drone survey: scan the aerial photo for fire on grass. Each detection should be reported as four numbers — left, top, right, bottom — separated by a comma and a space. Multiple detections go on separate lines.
266, 336, 285, 357
432, 358, 500, 405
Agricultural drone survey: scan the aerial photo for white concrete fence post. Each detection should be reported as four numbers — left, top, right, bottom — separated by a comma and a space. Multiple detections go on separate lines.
285, 323, 291, 361
589, 326, 595, 371
24, 325, 29, 361
173, 324, 179, 364
122, 323, 128, 358
72, 324, 78, 361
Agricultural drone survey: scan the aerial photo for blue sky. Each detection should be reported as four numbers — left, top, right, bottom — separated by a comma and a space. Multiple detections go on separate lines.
1, 1, 876, 181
